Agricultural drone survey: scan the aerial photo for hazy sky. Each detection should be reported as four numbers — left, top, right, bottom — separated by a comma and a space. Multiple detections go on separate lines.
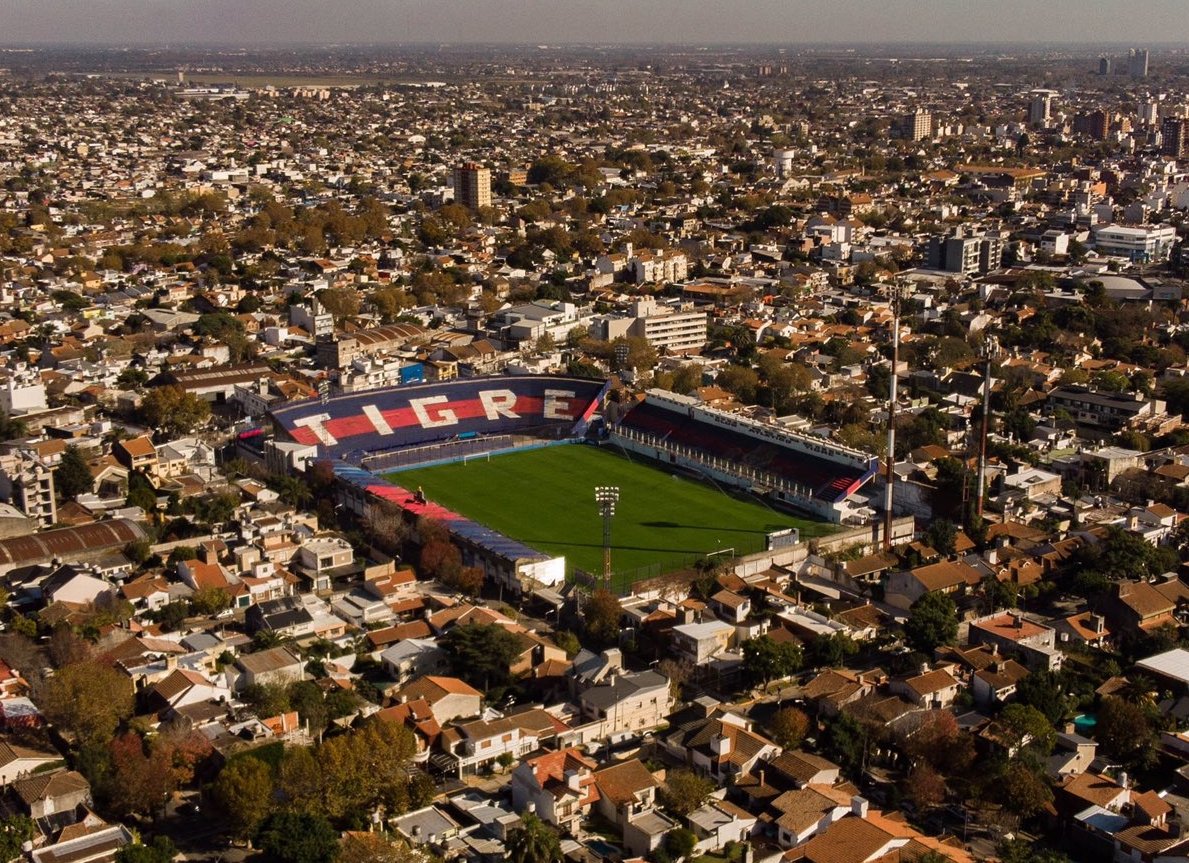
3, 0, 1188, 46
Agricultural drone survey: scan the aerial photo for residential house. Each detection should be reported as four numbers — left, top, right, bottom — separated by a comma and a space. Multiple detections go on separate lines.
671, 620, 735, 665
392, 676, 483, 725
510, 748, 599, 835
229, 646, 305, 692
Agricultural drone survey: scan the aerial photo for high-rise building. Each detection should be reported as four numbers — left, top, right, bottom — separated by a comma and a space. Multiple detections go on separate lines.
1099, 56, 1112, 76
452, 162, 492, 210
899, 109, 932, 142
1162, 117, 1189, 158
1140, 99, 1160, 127
1029, 92, 1053, 127
1129, 48, 1149, 79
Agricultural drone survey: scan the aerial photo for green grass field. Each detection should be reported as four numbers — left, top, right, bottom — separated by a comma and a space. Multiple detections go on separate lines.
388, 444, 832, 583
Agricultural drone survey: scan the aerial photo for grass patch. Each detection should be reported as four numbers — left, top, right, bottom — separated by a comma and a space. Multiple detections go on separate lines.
388, 444, 831, 584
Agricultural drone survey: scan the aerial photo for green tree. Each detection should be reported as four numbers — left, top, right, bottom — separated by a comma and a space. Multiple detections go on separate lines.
139, 386, 211, 437
742, 635, 803, 685
507, 812, 562, 863
442, 623, 523, 689
904, 593, 958, 654
33, 660, 134, 746
0, 816, 35, 863
256, 811, 339, 863
805, 633, 858, 669
663, 828, 697, 860
659, 769, 715, 816
1016, 671, 1071, 725
54, 445, 93, 502
999, 703, 1057, 761
214, 760, 275, 841
923, 520, 958, 557
1096, 696, 1157, 769
116, 836, 177, 863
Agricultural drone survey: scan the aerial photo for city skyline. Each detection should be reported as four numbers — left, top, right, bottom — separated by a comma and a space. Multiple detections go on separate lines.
3, 0, 1189, 47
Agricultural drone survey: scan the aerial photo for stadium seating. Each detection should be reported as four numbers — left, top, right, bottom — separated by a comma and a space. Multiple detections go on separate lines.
618, 401, 866, 502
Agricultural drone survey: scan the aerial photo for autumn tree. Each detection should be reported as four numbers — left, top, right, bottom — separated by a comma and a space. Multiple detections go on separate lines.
905, 763, 947, 811
582, 589, 622, 646
339, 833, 428, 863
769, 706, 811, 750
419, 538, 462, 583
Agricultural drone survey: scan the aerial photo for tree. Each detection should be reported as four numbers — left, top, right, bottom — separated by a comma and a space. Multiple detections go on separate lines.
34, 660, 134, 746
998, 838, 1071, 863
419, 537, 462, 583
214, 760, 275, 841
742, 635, 803, 685
905, 763, 947, 811
190, 586, 231, 616
904, 593, 958, 654
0, 816, 35, 863
1096, 696, 1157, 769
769, 706, 811, 750
139, 386, 211, 437
923, 520, 957, 557
256, 811, 339, 863
999, 703, 1057, 761
659, 769, 714, 816
1000, 761, 1052, 818
582, 589, 622, 646
664, 828, 697, 860
805, 633, 858, 669
54, 445, 93, 502
116, 837, 178, 863
339, 833, 427, 863
1016, 671, 1071, 725
108, 732, 170, 819
508, 812, 562, 863
442, 623, 523, 689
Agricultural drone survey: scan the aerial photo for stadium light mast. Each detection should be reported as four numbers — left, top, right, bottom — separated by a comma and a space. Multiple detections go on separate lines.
595, 486, 620, 591
976, 335, 999, 519
884, 282, 908, 551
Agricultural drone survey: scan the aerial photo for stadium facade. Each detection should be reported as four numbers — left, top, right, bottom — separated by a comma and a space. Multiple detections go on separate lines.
260, 374, 878, 596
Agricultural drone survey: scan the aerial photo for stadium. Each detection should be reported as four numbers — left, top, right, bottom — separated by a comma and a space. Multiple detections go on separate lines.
263, 375, 879, 597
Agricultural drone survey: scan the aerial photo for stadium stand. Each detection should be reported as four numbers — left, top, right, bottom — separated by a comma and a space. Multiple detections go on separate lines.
268, 375, 607, 462
612, 390, 878, 521
331, 461, 565, 597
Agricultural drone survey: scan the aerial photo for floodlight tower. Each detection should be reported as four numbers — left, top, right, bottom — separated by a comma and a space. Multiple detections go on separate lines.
884, 282, 909, 551
976, 335, 1000, 518
595, 486, 620, 591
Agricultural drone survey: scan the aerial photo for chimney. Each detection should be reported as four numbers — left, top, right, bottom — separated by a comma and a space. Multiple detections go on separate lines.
1119, 771, 1130, 790
711, 733, 731, 757
919, 662, 930, 675
603, 648, 623, 671
412, 826, 422, 841
1091, 613, 1105, 634
566, 769, 582, 792
851, 795, 869, 818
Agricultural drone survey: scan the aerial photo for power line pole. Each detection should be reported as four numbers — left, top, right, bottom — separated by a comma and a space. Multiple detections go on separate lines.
595, 486, 619, 592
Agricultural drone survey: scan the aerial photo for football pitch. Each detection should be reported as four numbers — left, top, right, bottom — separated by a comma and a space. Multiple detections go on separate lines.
388, 444, 833, 583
